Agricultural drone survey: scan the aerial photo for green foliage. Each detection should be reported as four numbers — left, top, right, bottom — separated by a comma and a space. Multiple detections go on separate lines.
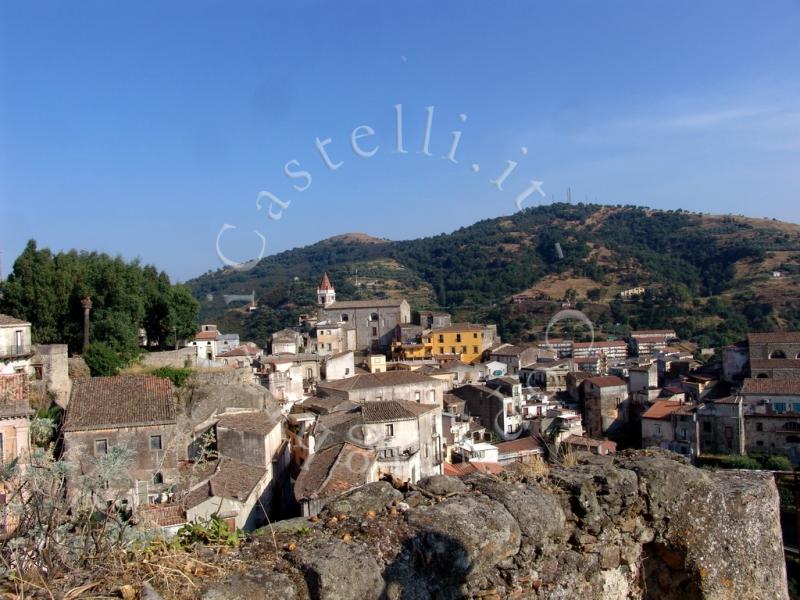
83, 342, 129, 376
718, 455, 761, 470
149, 366, 193, 387
176, 515, 242, 547
764, 455, 794, 471
0, 240, 199, 354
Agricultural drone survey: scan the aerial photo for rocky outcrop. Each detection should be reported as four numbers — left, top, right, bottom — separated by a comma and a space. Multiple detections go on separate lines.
203, 450, 788, 600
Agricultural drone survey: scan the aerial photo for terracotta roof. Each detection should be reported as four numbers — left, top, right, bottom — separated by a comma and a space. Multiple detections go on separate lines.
585, 375, 626, 388
0, 373, 33, 418
64, 376, 175, 431
564, 435, 616, 451
216, 411, 281, 436
318, 272, 334, 291
494, 436, 542, 454
301, 396, 359, 415
748, 332, 800, 344
361, 400, 438, 423
138, 504, 186, 528
317, 371, 440, 392
325, 299, 405, 309
443, 461, 504, 476
750, 359, 800, 369
0, 313, 30, 326
294, 442, 376, 501
490, 344, 527, 357
184, 458, 267, 509
217, 346, 260, 357
642, 400, 685, 420
741, 378, 800, 395
195, 330, 219, 341
313, 409, 365, 449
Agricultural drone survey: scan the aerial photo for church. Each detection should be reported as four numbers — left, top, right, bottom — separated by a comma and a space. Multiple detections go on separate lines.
316, 272, 410, 353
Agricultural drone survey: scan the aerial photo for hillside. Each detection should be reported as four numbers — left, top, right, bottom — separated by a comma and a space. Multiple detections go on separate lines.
188, 203, 800, 348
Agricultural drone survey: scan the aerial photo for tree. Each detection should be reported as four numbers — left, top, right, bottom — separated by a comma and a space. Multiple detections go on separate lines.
83, 342, 129, 376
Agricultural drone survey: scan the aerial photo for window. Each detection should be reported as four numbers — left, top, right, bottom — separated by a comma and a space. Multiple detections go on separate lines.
306, 368, 313, 379
370, 313, 379, 322
372, 327, 378, 337
450, 347, 456, 354
473, 346, 479, 354
150, 435, 163, 451
456, 334, 461, 342
152, 472, 164, 485
414, 391, 421, 402
775, 402, 787, 414
757, 440, 764, 446
439, 347, 444, 354
461, 346, 467, 353
385, 424, 394, 438
33, 365, 44, 380
473, 332, 478, 339
382, 448, 394, 458
438, 335, 444, 343
785, 422, 800, 432
341, 314, 349, 322
756, 422, 764, 431
793, 404, 800, 414
94, 439, 108, 455
345, 368, 350, 375
769, 350, 787, 359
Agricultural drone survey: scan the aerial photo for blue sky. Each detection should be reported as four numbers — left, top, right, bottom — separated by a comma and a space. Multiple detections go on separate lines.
2, 1, 799, 281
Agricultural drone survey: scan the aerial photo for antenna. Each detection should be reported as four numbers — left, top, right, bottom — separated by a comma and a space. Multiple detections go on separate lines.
567, 187, 572, 203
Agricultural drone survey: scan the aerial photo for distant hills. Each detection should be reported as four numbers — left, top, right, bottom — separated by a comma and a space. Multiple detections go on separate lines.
187, 203, 800, 349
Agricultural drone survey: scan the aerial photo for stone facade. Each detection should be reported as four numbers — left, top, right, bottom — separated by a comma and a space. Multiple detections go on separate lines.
320, 299, 411, 353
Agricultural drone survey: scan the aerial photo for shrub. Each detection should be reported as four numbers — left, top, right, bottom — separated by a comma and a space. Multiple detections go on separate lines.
83, 342, 128, 376
764, 455, 794, 472
149, 366, 193, 388
719, 455, 761, 470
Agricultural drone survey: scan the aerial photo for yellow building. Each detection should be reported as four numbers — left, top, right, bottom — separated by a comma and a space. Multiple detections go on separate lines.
392, 323, 497, 364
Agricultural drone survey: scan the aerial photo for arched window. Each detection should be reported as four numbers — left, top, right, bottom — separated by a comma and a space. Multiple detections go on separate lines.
769, 350, 787, 359
152, 472, 164, 485
757, 373, 769, 378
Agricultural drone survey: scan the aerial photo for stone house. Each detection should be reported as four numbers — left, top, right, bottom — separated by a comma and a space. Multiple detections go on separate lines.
697, 396, 745, 456
740, 378, 800, 461
30, 344, 71, 407
314, 321, 355, 356
259, 354, 321, 405
62, 375, 179, 507
316, 371, 449, 408
186, 324, 221, 362
182, 411, 289, 530
582, 375, 628, 439
450, 383, 523, 439
271, 328, 303, 354
521, 360, 573, 392
747, 332, 800, 361
488, 344, 540, 376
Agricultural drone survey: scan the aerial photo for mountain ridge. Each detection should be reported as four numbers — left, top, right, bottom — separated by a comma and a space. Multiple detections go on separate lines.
188, 203, 800, 348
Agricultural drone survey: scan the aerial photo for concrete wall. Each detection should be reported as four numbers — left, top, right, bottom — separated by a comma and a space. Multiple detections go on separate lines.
31, 344, 71, 407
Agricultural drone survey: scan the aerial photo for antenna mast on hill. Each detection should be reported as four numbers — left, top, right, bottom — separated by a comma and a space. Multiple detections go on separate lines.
567, 187, 572, 203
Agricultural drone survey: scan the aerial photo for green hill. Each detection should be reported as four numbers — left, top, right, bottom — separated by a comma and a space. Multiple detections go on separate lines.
188, 203, 800, 348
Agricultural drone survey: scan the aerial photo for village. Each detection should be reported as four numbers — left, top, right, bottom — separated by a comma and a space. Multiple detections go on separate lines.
2, 271, 799, 536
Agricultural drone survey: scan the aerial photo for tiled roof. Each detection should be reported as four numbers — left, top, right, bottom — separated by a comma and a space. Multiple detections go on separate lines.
490, 344, 527, 357
318, 272, 334, 291
748, 332, 800, 344
215, 411, 281, 436
0, 313, 30, 326
294, 442, 376, 501
443, 461, 504, 476
138, 504, 186, 527
494, 436, 541, 454
313, 409, 365, 449
184, 458, 267, 508
325, 299, 405, 309
195, 330, 219, 341
217, 346, 260, 357
64, 376, 175, 431
430, 323, 489, 334
317, 371, 439, 392
741, 378, 800, 395
585, 375, 626, 388
642, 400, 685, 420
301, 396, 359, 415
750, 359, 800, 369
361, 400, 438, 423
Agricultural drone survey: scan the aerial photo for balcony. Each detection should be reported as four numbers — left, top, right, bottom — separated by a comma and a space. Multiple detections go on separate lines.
0, 344, 33, 359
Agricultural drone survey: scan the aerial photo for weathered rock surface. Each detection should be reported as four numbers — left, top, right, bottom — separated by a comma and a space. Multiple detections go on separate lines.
200, 450, 788, 600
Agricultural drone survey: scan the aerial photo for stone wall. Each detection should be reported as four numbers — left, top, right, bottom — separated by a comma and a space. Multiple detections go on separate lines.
139, 347, 198, 369
202, 450, 788, 600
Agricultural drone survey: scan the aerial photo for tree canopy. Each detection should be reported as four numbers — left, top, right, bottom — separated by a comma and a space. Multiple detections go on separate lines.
0, 240, 199, 358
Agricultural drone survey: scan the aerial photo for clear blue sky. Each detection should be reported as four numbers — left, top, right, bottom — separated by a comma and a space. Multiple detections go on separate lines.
2, 1, 799, 281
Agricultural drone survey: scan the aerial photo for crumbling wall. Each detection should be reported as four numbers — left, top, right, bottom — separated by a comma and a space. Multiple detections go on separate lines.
203, 450, 788, 600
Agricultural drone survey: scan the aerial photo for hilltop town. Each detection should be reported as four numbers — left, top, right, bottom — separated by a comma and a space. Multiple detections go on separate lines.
1, 265, 799, 597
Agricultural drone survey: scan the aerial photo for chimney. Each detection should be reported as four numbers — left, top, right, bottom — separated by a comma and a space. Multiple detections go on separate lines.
81, 296, 92, 352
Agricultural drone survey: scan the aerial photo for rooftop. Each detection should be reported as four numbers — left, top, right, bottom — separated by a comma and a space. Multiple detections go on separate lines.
64, 375, 175, 431
585, 375, 626, 388
748, 332, 800, 344
294, 442, 376, 501
741, 378, 800, 396
494, 435, 542, 454
361, 400, 438, 423
0, 313, 30, 327
317, 370, 440, 392
184, 458, 267, 509
642, 400, 686, 420
750, 359, 800, 369
215, 411, 281, 435
325, 299, 406, 310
